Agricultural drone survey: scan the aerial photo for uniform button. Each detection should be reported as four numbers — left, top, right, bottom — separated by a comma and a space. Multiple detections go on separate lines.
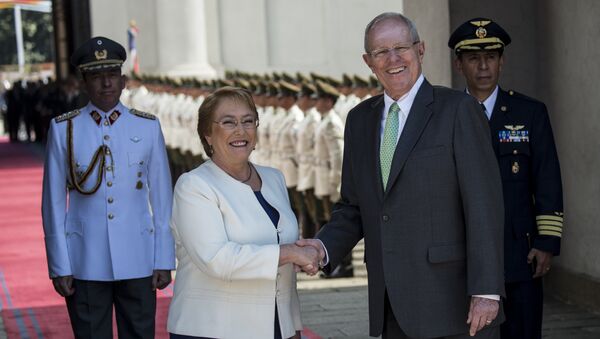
105, 149, 111, 155
276, 227, 282, 233
382, 215, 389, 222
108, 213, 114, 220
106, 166, 113, 171
103, 135, 110, 141
103, 121, 109, 126
513, 149, 518, 155
108, 197, 114, 203
107, 181, 113, 187
149, 228, 154, 234
139, 160, 144, 165
137, 172, 142, 177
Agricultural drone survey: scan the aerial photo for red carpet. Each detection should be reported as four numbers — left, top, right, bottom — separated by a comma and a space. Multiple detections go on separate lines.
0, 137, 172, 339
0, 137, 319, 339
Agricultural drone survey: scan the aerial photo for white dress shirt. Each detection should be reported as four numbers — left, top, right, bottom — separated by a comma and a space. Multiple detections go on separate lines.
467, 85, 499, 120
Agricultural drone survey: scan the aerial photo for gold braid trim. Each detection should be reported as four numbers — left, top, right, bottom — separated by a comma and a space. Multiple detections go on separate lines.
67, 119, 107, 195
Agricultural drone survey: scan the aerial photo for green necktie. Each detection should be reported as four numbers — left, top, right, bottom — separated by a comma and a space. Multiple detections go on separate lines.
380, 102, 400, 189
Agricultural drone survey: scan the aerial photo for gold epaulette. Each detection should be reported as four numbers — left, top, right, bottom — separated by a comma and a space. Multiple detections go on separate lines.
130, 108, 156, 120
536, 213, 564, 237
55, 110, 81, 123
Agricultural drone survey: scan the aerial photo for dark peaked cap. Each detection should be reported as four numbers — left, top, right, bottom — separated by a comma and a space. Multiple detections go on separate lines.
71, 36, 126, 72
448, 18, 511, 54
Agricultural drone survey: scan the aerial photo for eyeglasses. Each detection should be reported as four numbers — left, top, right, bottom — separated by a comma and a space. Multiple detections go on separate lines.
368, 41, 420, 60
213, 117, 259, 130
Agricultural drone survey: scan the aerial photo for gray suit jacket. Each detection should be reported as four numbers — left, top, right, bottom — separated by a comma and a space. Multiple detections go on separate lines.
318, 80, 505, 338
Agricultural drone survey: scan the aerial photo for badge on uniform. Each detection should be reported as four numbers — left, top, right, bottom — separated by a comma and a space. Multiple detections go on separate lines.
512, 161, 520, 174
499, 125, 529, 143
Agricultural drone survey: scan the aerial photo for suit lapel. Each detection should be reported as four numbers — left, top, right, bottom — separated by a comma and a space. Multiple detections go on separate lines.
384, 80, 434, 196
367, 96, 385, 200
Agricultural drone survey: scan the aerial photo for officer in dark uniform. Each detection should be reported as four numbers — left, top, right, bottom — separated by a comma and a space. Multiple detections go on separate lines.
449, 18, 563, 339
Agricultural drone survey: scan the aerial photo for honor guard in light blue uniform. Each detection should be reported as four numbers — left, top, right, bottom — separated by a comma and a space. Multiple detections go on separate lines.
450, 19, 563, 339
41, 36, 175, 339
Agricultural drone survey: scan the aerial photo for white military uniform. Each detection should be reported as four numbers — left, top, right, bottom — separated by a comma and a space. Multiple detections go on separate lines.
268, 107, 286, 170
277, 105, 304, 188
42, 102, 175, 280
314, 109, 344, 202
296, 108, 321, 192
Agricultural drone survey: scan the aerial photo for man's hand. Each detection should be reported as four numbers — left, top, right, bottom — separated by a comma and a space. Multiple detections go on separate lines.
466, 296, 499, 336
152, 270, 172, 290
295, 239, 326, 275
527, 248, 553, 278
52, 275, 75, 297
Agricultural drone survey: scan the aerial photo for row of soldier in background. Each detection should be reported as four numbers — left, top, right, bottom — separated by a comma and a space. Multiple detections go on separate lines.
122, 71, 381, 277
1, 76, 87, 144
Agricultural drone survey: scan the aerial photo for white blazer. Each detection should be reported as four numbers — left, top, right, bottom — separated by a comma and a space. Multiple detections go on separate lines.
167, 160, 303, 339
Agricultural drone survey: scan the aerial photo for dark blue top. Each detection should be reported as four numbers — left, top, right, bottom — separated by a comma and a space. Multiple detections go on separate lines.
254, 191, 280, 236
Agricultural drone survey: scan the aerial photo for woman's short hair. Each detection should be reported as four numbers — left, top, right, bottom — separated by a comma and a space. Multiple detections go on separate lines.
196, 86, 259, 157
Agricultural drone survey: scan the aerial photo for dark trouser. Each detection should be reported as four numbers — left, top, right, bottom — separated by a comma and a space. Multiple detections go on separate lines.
66, 276, 156, 339
301, 188, 319, 238
501, 278, 543, 339
288, 187, 310, 236
383, 292, 500, 339
320, 195, 333, 221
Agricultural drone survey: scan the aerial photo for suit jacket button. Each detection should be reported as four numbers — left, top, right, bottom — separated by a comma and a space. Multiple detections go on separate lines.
107, 181, 113, 187
382, 215, 389, 222
108, 213, 114, 220
108, 197, 114, 203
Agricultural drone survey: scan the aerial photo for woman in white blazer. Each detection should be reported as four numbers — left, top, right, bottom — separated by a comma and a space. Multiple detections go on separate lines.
167, 87, 319, 339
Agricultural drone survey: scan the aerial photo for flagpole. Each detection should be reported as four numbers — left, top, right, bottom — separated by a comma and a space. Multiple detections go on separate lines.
14, 4, 25, 74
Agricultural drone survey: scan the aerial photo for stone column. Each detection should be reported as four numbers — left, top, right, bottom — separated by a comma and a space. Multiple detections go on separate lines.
153, 0, 216, 77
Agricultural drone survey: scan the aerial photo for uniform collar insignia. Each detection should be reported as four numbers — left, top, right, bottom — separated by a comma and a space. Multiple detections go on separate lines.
90, 110, 121, 126
109, 110, 121, 125
90, 111, 102, 125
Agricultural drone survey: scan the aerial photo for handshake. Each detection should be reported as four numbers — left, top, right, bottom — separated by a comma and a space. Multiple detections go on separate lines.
279, 239, 326, 275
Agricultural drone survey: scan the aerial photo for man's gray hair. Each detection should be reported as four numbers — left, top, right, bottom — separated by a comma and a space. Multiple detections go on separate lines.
364, 12, 420, 53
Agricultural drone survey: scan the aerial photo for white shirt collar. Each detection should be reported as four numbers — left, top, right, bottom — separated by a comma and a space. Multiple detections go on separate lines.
383, 73, 425, 119
466, 85, 499, 119
380, 74, 425, 144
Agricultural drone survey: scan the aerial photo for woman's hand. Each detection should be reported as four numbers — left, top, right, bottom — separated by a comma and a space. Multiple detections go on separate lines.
279, 243, 320, 273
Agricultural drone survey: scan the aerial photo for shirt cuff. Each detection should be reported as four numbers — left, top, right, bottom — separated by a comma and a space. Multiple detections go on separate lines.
315, 239, 330, 268
473, 294, 500, 301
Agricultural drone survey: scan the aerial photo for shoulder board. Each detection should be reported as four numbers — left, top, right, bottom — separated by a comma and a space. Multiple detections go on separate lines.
130, 108, 156, 120
55, 110, 81, 123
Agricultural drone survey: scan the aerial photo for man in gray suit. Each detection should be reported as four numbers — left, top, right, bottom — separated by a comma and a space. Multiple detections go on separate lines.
298, 12, 505, 338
